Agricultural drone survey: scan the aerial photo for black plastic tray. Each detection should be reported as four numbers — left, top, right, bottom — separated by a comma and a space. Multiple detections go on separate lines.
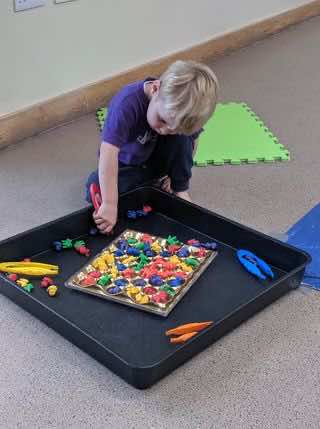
0, 187, 310, 388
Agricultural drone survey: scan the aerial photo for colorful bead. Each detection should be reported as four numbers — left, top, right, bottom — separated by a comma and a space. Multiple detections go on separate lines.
176, 247, 190, 258
7, 273, 18, 282
149, 275, 163, 286
141, 234, 153, 243
90, 271, 102, 278
122, 268, 135, 278
47, 285, 58, 296
114, 278, 128, 288
127, 238, 138, 245
40, 276, 54, 288
159, 285, 176, 297
133, 279, 147, 287
52, 241, 63, 251
97, 275, 112, 286
107, 285, 122, 295
114, 249, 124, 257
16, 278, 29, 287
166, 235, 180, 246
81, 276, 97, 287
185, 257, 200, 267
168, 277, 185, 287
151, 290, 169, 304
200, 242, 217, 250
127, 247, 140, 256
143, 286, 157, 295
62, 239, 73, 249
116, 263, 127, 271
187, 239, 200, 246
168, 244, 181, 254
24, 283, 34, 293
135, 293, 149, 304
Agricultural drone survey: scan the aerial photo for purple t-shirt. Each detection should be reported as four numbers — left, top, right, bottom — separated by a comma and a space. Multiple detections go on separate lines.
102, 78, 202, 166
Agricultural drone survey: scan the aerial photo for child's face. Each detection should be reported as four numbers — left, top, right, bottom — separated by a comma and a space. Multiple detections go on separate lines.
147, 82, 177, 135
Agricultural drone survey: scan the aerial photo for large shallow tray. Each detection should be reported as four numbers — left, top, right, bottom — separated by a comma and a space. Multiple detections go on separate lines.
0, 187, 310, 388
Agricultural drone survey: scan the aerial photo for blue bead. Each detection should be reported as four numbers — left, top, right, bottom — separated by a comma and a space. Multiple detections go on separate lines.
145, 250, 156, 257
53, 241, 62, 252
201, 242, 217, 250
114, 278, 128, 287
117, 240, 128, 251
149, 275, 163, 286
127, 247, 140, 256
116, 263, 127, 271
114, 249, 124, 257
136, 210, 147, 217
127, 210, 137, 219
133, 278, 147, 287
160, 250, 170, 257
168, 277, 185, 287
177, 247, 190, 258
108, 286, 122, 294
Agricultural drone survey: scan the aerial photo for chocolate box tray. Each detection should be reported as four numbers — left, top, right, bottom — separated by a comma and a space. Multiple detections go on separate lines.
0, 187, 310, 388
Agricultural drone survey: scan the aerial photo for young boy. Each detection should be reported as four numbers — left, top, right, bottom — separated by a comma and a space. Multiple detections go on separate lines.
86, 60, 218, 234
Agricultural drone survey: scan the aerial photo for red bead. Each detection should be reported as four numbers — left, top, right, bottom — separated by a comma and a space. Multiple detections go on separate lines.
141, 234, 153, 243
123, 268, 135, 278
143, 205, 152, 213
168, 244, 181, 254
7, 273, 18, 282
90, 271, 101, 278
42, 277, 53, 285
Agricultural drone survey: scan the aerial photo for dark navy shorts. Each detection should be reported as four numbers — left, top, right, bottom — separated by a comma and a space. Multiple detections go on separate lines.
85, 134, 193, 203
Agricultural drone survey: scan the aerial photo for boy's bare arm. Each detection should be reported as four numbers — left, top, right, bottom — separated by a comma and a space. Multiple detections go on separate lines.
93, 142, 119, 234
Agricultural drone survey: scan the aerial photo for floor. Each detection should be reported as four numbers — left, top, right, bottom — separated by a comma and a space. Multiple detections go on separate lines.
1, 15, 320, 429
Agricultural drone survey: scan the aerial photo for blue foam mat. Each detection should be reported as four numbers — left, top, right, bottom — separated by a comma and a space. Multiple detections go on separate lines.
287, 203, 320, 290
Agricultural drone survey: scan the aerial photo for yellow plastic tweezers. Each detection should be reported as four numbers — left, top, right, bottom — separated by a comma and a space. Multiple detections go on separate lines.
0, 261, 59, 276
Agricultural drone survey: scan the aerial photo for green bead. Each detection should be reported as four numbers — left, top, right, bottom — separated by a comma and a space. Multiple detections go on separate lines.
135, 242, 145, 250
160, 285, 175, 297
97, 275, 111, 286
166, 235, 181, 246
25, 283, 34, 293
73, 240, 85, 249
62, 238, 73, 249
139, 254, 149, 264
127, 238, 137, 245
185, 257, 200, 267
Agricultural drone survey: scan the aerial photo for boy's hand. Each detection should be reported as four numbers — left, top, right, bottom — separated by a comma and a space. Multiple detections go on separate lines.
93, 202, 117, 234
160, 176, 173, 193
175, 190, 192, 202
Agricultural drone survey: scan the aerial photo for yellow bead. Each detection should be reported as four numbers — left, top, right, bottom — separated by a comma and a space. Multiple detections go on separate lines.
135, 293, 149, 305
16, 278, 29, 287
169, 256, 180, 264
47, 285, 58, 297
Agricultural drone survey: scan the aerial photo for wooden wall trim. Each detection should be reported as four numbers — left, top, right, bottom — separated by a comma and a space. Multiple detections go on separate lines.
1, 1, 320, 149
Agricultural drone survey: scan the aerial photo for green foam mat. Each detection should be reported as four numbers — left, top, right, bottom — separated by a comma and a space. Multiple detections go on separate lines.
96, 102, 290, 165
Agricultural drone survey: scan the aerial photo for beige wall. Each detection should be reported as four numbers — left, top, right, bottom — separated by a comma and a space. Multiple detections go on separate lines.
0, 0, 311, 115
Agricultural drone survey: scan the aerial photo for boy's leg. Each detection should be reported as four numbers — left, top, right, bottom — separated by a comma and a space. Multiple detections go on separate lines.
147, 134, 193, 193
84, 164, 152, 203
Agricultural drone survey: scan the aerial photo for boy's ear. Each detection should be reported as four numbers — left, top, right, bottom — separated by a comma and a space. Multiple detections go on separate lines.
150, 80, 161, 95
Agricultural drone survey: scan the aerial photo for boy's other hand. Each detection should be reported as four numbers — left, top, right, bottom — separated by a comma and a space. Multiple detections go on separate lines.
160, 176, 173, 193
93, 202, 117, 234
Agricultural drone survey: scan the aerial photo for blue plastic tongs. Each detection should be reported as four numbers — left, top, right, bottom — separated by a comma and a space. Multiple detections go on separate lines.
237, 249, 274, 280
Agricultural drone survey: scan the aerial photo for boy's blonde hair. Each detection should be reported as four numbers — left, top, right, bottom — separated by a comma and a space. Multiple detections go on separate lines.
159, 60, 219, 135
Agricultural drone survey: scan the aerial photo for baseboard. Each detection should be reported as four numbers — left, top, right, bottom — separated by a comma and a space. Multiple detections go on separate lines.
1, 1, 320, 149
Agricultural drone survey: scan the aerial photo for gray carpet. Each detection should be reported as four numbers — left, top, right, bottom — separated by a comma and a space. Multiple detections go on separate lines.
1, 15, 320, 429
